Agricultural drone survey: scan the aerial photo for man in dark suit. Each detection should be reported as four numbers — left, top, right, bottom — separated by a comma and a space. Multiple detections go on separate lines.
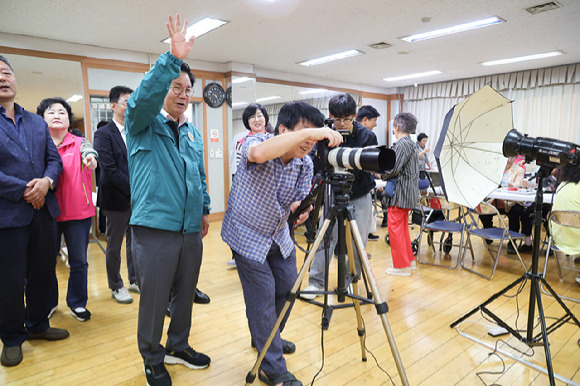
0, 55, 69, 367
94, 86, 138, 304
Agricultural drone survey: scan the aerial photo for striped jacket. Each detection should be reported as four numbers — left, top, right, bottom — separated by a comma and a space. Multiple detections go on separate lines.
382, 135, 419, 209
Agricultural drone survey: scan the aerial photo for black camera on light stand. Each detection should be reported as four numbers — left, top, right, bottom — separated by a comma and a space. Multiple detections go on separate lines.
503, 129, 579, 169
452, 129, 580, 386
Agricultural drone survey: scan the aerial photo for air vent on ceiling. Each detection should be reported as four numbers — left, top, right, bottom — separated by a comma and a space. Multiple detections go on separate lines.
368, 42, 392, 50
525, 1, 562, 15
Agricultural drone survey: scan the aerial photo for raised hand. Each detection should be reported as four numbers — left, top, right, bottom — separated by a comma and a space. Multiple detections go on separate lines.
166, 13, 195, 60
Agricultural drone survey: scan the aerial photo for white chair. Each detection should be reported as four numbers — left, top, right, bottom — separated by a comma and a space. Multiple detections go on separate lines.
461, 201, 527, 279
541, 210, 580, 303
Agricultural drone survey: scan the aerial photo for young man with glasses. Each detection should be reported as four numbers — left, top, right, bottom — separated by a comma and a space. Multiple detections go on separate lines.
301, 94, 379, 299
125, 15, 211, 386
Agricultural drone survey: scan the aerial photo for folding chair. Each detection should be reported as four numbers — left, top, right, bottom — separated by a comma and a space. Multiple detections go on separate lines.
461, 201, 527, 279
541, 210, 580, 303
416, 196, 473, 269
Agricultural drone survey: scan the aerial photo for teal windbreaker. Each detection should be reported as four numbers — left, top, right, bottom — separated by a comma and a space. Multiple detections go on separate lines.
125, 52, 210, 234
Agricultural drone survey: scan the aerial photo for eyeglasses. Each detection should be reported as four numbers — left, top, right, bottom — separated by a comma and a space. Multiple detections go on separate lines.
333, 117, 353, 125
170, 85, 193, 97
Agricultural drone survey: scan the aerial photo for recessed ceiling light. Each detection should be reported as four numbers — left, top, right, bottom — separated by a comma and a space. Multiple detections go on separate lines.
298, 50, 364, 66
480, 51, 563, 66
400, 16, 504, 43
256, 96, 281, 103
163, 17, 228, 43
232, 77, 254, 84
67, 94, 83, 103
383, 70, 442, 82
232, 101, 248, 107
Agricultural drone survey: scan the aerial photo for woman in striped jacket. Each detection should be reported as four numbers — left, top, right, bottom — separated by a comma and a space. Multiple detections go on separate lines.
382, 113, 420, 276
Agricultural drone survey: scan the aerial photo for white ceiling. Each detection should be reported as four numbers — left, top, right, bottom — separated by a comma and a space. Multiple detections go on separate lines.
2, 0, 580, 115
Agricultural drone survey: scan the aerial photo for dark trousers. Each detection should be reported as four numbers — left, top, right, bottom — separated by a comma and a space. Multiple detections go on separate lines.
0, 206, 57, 346
102, 209, 135, 290
50, 218, 92, 310
234, 244, 297, 377
132, 226, 203, 365
480, 205, 533, 235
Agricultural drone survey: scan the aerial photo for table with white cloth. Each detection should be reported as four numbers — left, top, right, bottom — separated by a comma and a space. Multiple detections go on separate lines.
487, 188, 554, 204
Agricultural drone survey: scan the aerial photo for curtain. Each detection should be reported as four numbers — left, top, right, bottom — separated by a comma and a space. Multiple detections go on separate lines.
402, 64, 580, 166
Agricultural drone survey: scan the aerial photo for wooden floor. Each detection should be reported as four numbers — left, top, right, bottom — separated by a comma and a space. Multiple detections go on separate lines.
1, 219, 579, 385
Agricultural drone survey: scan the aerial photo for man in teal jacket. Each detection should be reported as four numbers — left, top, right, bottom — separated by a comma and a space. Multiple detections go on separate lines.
125, 14, 211, 386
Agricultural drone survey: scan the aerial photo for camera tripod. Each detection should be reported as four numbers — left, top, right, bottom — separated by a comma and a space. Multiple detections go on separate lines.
450, 166, 580, 385
245, 171, 409, 386
299, 173, 375, 329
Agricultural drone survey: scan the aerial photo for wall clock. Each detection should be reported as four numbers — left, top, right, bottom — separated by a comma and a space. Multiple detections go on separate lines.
203, 82, 226, 108
226, 86, 232, 108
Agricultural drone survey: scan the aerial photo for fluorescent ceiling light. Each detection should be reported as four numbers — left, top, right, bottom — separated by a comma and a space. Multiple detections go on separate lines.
232, 77, 254, 84
66, 94, 83, 103
298, 88, 329, 95
232, 102, 248, 107
400, 16, 504, 43
383, 70, 442, 82
298, 49, 363, 66
256, 96, 281, 103
163, 17, 228, 43
480, 51, 563, 66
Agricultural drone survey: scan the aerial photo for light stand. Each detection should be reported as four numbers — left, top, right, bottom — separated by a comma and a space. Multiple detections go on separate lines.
450, 165, 580, 385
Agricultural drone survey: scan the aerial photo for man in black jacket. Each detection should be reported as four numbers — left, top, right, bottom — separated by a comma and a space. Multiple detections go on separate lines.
301, 94, 378, 299
94, 86, 137, 304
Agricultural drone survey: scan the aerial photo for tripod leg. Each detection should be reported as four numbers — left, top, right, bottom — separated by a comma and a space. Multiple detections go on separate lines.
245, 218, 333, 385
344, 221, 367, 362
346, 215, 410, 386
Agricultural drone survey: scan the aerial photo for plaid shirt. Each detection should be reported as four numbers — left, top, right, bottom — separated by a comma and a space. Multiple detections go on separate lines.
221, 133, 313, 263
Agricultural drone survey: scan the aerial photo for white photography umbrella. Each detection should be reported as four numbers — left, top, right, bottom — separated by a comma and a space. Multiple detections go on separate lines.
434, 84, 513, 209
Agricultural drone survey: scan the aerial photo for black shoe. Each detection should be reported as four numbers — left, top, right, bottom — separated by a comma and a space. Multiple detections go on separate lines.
368, 233, 379, 241
251, 338, 296, 354
506, 244, 517, 255
518, 244, 533, 253
70, 307, 91, 322
144, 363, 171, 386
193, 289, 210, 304
485, 239, 493, 245
1, 345, 22, 367
164, 347, 210, 369
27, 327, 69, 341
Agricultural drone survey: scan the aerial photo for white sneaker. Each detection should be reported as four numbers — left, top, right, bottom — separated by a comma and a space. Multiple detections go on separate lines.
575, 273, 580, 286
112, 287, 133, 304
226, 259, 237, 268
385, 267, 412, 276
128, 282, 140, 294
300, 284, 323, 300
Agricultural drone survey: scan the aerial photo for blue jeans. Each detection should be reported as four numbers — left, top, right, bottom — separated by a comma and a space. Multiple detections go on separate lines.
234, 243, 297, 377
51, 218, 92, 309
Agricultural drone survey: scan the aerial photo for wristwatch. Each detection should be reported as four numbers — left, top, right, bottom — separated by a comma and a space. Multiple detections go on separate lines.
44, 176, 55, 190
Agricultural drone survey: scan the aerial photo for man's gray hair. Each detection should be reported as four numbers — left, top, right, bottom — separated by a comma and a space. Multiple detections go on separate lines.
0, 55, 13, 71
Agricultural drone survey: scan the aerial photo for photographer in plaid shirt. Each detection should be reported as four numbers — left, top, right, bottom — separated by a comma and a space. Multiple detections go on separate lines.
221, 101, 342, 386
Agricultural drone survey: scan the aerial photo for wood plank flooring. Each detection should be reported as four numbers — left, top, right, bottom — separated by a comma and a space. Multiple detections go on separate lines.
1, 219, 579, 385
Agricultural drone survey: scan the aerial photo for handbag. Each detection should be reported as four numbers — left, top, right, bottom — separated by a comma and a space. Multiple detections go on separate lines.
384, 178, 398, 198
